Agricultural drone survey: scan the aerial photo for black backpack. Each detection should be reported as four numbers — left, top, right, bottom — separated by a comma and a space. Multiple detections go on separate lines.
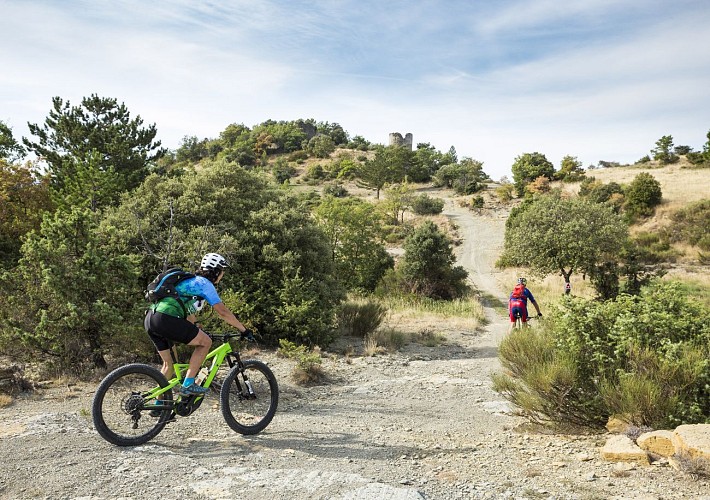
145, 268, 195, 316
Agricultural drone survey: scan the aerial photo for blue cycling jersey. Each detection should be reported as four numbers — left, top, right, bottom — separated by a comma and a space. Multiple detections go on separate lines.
153, 276, 221, 318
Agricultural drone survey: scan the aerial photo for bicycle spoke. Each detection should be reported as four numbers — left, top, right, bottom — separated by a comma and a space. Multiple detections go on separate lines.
93, 364, 173, 446
220, 360, 278, 435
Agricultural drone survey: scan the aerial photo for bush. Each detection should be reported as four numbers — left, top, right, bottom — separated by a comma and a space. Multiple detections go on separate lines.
397, 221, 469, 300
663, 199, 710, 250
511, 152, 555, 197
336, 298, 388, 337
494, 281, 710, 429
525, 176, 551, 195
272, 160, 296, 184
304, 135, 336, 158
278, 339, 324, 385
287, 150, 309, 163
411, 194, 444, 215
495, 183, 515, 202
322, 182, 348, 197
624, 172, 662, 218
686, 151, 708, 166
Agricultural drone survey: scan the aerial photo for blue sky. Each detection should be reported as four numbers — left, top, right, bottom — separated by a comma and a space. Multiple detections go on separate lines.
2, 0, 710, 180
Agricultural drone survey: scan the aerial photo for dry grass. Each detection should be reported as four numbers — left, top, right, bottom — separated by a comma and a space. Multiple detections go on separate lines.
0, 394, 13, 407
383, 295, 485, 331
497, 268, 596, 310
672, 453, 710, 480
291, 364, 325, 385
363, 334, 388, 356
562, 161, 708, 207
561, 161, 709, 238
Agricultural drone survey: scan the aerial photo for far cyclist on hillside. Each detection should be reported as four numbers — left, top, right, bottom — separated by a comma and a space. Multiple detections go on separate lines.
508, 277, 542, 330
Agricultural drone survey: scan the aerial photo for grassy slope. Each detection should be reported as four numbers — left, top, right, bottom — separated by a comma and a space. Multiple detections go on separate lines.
555, 159, 710, 306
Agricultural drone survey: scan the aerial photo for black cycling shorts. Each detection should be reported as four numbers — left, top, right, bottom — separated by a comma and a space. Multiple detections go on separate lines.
144, 310, 199, 352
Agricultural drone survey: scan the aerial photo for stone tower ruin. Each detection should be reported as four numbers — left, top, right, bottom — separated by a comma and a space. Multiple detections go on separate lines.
389, 132, 413, 150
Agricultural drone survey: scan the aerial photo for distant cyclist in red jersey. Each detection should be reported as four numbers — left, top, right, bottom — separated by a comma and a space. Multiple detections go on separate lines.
508, 277, 542, 330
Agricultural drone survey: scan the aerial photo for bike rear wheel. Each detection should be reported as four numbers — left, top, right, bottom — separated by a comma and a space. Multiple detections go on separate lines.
220, 360, 278, 435
92, 363, 173, 446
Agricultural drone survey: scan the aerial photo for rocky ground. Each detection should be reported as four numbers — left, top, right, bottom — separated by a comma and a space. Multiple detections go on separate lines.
0, 199, 708, 500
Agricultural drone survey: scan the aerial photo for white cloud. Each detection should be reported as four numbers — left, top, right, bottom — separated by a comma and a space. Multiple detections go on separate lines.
2, 0, 710, 181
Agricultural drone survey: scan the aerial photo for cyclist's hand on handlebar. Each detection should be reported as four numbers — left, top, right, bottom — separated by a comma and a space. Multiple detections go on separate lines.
240, 328, 255, 341
537, 312, 543, 318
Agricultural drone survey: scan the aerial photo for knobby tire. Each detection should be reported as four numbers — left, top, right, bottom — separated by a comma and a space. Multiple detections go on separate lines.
92, 363, 173, 446
220, 360, 278, 435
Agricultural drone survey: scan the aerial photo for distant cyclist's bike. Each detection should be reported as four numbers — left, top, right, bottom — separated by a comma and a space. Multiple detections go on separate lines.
511, 310, 541, 330
92, 332, 278, 446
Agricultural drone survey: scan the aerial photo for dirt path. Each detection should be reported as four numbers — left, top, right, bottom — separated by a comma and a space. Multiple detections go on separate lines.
1, 197, 708, 500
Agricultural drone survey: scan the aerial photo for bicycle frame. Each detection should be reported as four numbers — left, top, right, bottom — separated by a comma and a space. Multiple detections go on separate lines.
144, 335, 242, 403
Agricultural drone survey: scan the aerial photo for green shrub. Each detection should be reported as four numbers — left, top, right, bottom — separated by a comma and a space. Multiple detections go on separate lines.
304, 163, 326, 181
322, 182, 348, 197
663, 199, 710, 250
495, 281, 710, 429
336, 298, 388, 337
272, 159, 296, 184
686, 151, 707, 165
411, 194, 444, 215
495, 183, 515, 202
630, 232, 676, 263
397, 221, 468, 300
277, 339, 324, 385
470, 195, 484, 209
624, 172, 662, 217
287, 150, 309, 162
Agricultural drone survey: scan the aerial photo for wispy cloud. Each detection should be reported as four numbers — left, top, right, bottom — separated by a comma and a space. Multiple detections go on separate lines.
2, 0, 709, 179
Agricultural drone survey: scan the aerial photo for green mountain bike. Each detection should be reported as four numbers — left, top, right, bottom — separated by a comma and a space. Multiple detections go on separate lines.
92, 331, 278, 446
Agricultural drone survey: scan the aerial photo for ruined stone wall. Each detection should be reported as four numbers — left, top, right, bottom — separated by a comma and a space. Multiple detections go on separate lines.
389, 132, 413, 150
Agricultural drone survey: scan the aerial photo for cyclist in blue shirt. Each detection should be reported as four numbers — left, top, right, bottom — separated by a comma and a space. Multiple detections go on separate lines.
144, 253, 253, 396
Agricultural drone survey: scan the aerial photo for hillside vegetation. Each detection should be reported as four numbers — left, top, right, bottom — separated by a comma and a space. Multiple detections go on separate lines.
1, 95, 708, 430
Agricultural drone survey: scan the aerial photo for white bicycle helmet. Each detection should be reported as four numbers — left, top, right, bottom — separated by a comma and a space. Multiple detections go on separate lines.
517, 277, 527, 285
201, 252, 229, 271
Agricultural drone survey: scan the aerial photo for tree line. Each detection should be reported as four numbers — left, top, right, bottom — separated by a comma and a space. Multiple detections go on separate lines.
0, 94, 472, 371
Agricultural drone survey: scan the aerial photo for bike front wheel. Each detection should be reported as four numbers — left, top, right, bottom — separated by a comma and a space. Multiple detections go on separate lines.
220, 360, 278, 435
92, 363, 173, 446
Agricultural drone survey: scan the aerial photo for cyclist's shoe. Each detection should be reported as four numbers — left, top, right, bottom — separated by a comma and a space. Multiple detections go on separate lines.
179, 383, 209, 396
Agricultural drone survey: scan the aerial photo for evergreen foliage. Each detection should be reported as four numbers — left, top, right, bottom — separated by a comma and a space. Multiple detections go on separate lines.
433, 157, 487, 194
555, 155, 585, 182
511, 152, 555, 197
499, 194, 628, 297
313, 196, 393, 292
624, 172, 662, 218
1, 208, 140, 369
0, 120, 26, 161
101, 160, 345, 347
396, 221, 468, 299
495, 282, 710, 429
663, 199, 710, 250
24, 95, 163, 198
411, 194, 445, 215
356, 145, 410, 198
651, 135, 679, 164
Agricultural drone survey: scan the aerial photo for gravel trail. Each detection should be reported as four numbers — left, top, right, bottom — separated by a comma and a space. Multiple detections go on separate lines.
0, 199, 708, 499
